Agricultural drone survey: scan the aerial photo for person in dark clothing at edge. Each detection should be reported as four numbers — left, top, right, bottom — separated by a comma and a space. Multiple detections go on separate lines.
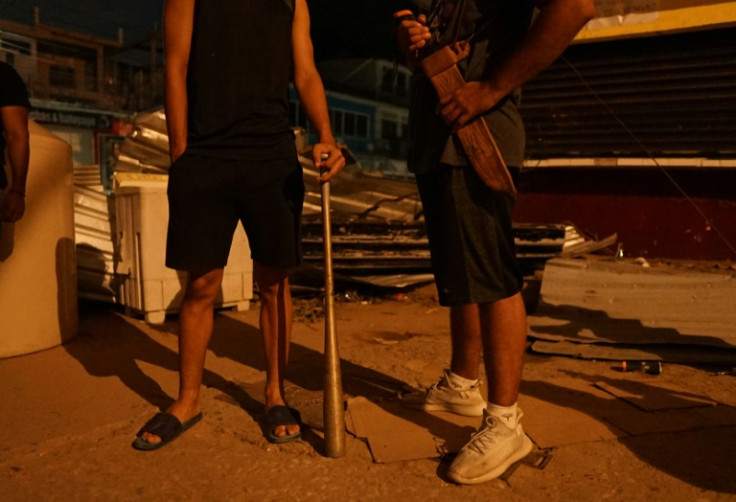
396, 0, 595, 484
133, 0, 345, 450
0, 62, 31, 224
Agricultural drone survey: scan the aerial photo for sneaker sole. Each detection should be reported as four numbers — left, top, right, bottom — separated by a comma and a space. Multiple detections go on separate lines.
447, 433, 533, 485
422, 402, 486, 417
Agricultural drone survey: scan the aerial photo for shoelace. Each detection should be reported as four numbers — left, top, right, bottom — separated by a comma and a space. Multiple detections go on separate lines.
427, 373, 454, 393
429, 373, 479, 393
466, 417, 500, 454
425, 378, 444, 394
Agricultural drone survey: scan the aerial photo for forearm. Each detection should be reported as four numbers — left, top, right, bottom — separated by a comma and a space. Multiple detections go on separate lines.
164, 66, 188, 159
290, 0, 343, 178
484, 0, 595, 103
295, 72, 335, 144
162, 0, 194, 161
6, 132, 29, 193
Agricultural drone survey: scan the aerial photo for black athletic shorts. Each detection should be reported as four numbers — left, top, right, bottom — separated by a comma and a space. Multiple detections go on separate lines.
415, 164, 522, 306
165, 152, 304, 271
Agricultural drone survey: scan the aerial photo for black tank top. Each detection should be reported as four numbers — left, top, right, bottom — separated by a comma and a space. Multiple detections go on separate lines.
185, 0, 295, 159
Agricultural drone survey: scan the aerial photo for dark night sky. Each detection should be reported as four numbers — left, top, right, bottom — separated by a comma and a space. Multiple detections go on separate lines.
307, 0, 400, 60
0, 0, 417, 61
0, 1, 165, 44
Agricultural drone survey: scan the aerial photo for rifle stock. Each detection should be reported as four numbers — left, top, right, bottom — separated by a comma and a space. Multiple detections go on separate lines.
421, 42, 517, 197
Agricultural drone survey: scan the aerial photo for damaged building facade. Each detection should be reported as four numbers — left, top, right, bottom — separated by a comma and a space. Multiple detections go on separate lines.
515, 4, 736, 260
0, 6, 158, 184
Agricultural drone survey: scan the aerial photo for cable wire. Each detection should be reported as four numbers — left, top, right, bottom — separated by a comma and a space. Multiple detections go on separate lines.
561, 54, 736, 257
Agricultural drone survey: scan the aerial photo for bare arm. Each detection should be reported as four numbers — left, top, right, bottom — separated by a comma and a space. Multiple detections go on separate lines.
1, 105, 30, 222
163, 0, 195, 162
440, 0, 596, 130
291, 0, 344, 181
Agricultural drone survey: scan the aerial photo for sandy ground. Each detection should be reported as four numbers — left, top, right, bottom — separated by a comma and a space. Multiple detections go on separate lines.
1, 285, 735, 501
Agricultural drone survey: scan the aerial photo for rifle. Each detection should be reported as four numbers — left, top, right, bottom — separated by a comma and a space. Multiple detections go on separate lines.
395, 11, 517, 197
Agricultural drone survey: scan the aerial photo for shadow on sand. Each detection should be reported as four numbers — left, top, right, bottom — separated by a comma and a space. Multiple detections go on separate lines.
63, 292, 735, 492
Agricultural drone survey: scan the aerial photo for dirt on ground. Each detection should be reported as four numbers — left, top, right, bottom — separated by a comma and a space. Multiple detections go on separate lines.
1, 283, 735, 501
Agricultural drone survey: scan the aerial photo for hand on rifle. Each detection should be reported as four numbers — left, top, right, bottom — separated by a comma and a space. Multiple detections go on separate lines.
395, 12, 429, 64
438, 81, 501, 133
313, 142, 345, 183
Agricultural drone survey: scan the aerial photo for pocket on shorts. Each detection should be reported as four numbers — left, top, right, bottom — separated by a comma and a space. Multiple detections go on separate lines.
166, 153, 191, 196
168, 151, 188, 176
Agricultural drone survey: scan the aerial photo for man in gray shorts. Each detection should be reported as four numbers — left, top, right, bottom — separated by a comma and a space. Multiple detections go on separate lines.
133, 0, 345, 450
396, 0, 594, 484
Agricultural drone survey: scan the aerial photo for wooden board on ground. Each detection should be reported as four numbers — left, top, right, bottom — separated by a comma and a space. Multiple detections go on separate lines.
519, 378, 631, 448
345, 396, 478, 463
528, 258, 736, 348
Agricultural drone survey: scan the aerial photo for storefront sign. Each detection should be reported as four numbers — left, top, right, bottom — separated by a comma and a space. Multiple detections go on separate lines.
30, 108, 112, 130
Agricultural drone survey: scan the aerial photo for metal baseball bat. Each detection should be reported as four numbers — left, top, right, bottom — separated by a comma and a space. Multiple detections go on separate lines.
320, 152, 345, 458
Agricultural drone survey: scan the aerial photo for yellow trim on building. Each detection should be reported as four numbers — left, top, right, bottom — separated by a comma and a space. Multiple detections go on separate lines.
575, 0, 736, 42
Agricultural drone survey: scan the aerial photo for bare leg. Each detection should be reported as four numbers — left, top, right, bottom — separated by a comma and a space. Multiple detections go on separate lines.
141, 268, 224, 444
449, 304, 483, 380
479, 292, 527, 406
254, 261, 298, 438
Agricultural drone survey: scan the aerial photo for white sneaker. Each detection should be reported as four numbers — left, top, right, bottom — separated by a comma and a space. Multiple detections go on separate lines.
402, 370, 486, 417
447, 408, 533, 484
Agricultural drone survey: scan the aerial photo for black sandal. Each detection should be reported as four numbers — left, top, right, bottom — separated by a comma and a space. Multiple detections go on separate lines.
132, 412, 203, 451
265, 406, 302, 443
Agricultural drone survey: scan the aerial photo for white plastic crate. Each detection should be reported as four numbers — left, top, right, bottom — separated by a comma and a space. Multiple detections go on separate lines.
114, 173, 253, 323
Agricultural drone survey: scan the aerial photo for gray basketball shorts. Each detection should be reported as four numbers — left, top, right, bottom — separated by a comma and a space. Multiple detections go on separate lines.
415, 164, 522, 306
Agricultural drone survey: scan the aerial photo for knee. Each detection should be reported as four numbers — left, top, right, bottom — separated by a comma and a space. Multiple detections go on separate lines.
183, 269, 222, 305
254, 263, 289, 302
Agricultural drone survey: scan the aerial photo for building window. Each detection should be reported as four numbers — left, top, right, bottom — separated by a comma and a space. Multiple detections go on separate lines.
1, 39, 32, 55
381, 68, 393, 93
356, 114, 368, 137
344, 112, 356, 136
381, 119, 398, 139
49, 65, 75, 88
326, 107, 369, 138
85, 61, 98, 92
332, 109, 343, 133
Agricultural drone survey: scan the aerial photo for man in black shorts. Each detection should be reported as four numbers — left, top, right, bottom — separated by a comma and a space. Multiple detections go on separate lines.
396, 0, 594, 484
0, 62, 31, 224
133, 0, 345, 450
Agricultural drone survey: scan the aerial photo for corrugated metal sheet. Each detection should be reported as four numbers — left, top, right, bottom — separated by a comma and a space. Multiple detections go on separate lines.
116, 109, 608, 285
73, 183, 118, 302
528, 258, 736, 348
522, 27, 736, 159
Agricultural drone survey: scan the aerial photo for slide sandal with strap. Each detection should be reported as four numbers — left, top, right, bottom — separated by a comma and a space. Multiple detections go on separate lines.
132, 412, 203, 451
265, 405, 302, 443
